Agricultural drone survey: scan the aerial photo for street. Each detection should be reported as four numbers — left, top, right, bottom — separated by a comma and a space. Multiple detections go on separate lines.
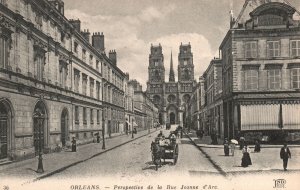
1, 129, 300, 190
39, 130, 219, 180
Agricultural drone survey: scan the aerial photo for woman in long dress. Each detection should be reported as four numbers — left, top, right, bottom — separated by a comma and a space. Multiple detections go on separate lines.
241, 145, 252, 167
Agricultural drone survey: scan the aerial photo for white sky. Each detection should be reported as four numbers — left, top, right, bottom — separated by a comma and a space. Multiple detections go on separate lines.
64, 0, 300, 90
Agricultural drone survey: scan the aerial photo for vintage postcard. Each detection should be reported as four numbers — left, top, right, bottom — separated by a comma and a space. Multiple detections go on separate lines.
0, 0, 300, 189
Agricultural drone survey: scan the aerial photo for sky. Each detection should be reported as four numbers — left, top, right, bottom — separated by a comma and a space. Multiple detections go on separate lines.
63, 0, 300, 89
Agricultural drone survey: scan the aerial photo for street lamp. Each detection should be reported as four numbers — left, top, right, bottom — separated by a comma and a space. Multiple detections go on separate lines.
33, 108, 44, 173
102, 109, 106, 150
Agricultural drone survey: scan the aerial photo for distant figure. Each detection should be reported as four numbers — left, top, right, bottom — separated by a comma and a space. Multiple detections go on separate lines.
254, 140, 261, 153
280, 143, 291, 171
241, 145, 252, 167
133, 127, 137, 134
71, 137, 77, 152
96, 133, 100, 143
239, 137, 245, 150
224, 139, 230, 156
196, 129, 204, 140
230, 142, 236, 156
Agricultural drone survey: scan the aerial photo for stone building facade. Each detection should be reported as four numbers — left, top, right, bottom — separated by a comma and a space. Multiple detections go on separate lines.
129, 80, 158, 132
198, 59, 223, 138
0, 0, 126, 161
146, 43, 196, 127
220, 1, 300, 141
124, 73, 135, 133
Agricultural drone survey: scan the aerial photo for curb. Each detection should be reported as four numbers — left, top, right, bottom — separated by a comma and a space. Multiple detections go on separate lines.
185, 132, 227, 177
24, 130, 158, 185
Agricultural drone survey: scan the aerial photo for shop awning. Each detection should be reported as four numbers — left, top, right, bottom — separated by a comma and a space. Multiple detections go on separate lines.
241, 104, 300, 131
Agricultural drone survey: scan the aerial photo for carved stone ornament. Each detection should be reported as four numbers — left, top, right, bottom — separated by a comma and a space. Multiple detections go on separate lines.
0, 14, 13, 43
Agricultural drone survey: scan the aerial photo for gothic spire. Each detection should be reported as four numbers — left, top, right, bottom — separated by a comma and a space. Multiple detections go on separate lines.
169, 51, 175, 82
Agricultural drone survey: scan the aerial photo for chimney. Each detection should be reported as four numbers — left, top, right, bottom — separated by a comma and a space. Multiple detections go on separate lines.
70, 19, 81, 32
81, 29, 90, 43
92, 32, 105, 53
109, 50, 117, 65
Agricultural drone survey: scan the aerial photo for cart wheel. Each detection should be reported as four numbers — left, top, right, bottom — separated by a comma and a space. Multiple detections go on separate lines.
173, 145, 179, 165
173, 155, 178, 165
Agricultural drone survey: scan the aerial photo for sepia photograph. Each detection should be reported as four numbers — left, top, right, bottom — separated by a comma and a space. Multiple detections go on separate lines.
1, 0, 300, 189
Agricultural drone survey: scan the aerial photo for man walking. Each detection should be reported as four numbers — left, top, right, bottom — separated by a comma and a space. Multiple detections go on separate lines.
280, 143, 291, 171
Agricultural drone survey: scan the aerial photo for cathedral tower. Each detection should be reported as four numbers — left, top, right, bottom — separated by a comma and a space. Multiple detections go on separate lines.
178, 42, 194, 82
146, 44, 165, 124
148, 44, 165, 83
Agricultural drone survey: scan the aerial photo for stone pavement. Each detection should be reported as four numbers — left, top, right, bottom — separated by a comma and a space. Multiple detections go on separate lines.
0, 128, 158, 184
185, 130, 300, 175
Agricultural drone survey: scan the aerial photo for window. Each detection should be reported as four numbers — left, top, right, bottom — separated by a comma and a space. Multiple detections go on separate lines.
268, 69, 281, 89
244, 69, 258, 90
97, 110, 100, 124
183, 60, 188, 65
82, 49, 86, 61
154, 61, 158, 66
75, 106, 79, 124
89, 54, 93, 65
245, 41, 257, 58
59, 61, 68, 87
96, 60, 99, 70
33, 45, 46, 80
90, 78, 94, 98
74, 42, 78, 53
82, 74, 87, 95
96, 81, 100, 100
267, 41, 280, 57
83, 107, 87, 124
74, 69, 80, 93
291, 40, 300, 57
0, 35, 10, 69
90, 109, 93, 124
291, 68, 300, 89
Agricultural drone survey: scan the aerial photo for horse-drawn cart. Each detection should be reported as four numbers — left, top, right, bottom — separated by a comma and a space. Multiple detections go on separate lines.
151, 136, 179, 171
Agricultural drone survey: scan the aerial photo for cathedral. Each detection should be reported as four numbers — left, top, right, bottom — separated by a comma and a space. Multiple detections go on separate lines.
146, 43, 196, 126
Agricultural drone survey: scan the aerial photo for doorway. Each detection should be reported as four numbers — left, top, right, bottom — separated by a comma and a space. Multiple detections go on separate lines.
61, 109, 68, 147
0, 103, 8, 159
33, 101, 47, 154
170, 112, 176, 125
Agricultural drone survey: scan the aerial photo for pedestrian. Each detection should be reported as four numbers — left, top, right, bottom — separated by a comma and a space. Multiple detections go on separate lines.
224, 139, 229, 156
241, 145, 252, 167
230, 141, 236, 156
96, 133, 100, 143
254, 140, 261, 153
71, 137, 77, 152
280, 143, 291, 171
239, 137, 245, 150
198, 129, 204, 140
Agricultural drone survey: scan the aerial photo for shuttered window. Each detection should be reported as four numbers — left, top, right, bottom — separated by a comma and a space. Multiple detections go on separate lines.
291, 40, 300, 57
245, 41, 257, 58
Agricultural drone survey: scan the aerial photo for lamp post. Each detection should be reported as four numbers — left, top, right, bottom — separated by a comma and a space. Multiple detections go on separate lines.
102, 109, 106, 150
34, 108, 44, 173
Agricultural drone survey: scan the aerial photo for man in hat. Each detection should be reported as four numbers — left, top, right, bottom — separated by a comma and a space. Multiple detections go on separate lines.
280, 143, 291, 171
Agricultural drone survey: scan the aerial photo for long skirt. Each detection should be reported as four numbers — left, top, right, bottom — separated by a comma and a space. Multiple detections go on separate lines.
241, 152, 252, 167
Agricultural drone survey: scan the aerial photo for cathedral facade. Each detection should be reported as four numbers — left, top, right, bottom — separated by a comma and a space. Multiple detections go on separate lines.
146, 43, 196, 127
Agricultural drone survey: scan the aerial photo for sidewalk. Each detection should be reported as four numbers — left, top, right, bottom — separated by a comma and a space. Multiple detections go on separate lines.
0, 128, 158, 183
187, 130, 300, 148
185, 130, 300, 175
